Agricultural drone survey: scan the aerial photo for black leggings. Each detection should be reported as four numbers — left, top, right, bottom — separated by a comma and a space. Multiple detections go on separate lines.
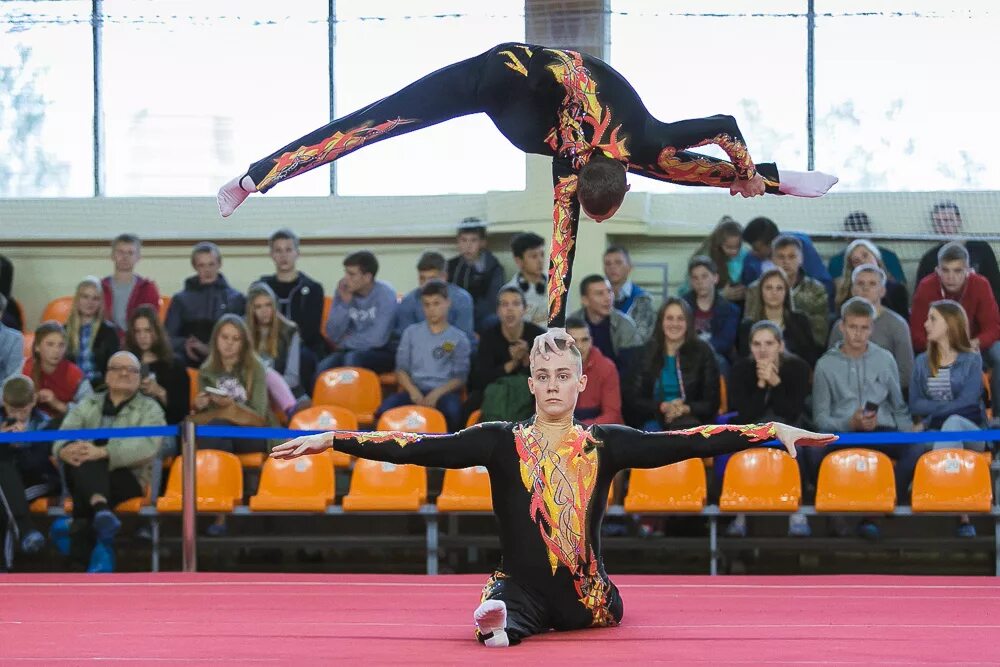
64, 460, 143, 520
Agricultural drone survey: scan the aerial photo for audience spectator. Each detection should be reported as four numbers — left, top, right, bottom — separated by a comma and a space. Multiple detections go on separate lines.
625, 298, 720, 429
246, 282, 315, 400
737, 268, 818, 366
746, 235, 829, 347
0, 293, 24, 381
604, 246, 655, 341
166, 242, 246, 368
915, 202, 1000, 305
65, 277, 120, 390
447, 218, 505, 331
827, 212, 907, 285
911, 242, 1000, 417
683, 216, 750, 306
53, 351, 165, 572
909, 300, 986, 537
0, 375, 55, 559
565, 316, 622, 425
828, 264, 914, 392
833, 239, 909, 319
319, 251, 398, 374
682, 256, 739, 374
811, 297, 917, 540
101, 234, 160, 337
727, 321, 812, 537
22, 322, 92, 421
568, 275, 643, 373
502, 232, 548, 327
258, 228, 326, 358
376, 281, 470, 431
0, 254, 24, 331
741, 216, 833, 296
396, 251, 475, 346
124, 306, 190, 425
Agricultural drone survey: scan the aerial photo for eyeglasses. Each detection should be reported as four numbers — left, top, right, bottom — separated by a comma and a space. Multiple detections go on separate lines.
107, 366, 140, 375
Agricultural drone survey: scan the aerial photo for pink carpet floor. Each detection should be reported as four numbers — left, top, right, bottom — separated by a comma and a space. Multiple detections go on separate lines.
2, 573, 998, 665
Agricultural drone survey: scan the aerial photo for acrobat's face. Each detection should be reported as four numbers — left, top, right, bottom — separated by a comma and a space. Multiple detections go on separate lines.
528, 351, 586, 419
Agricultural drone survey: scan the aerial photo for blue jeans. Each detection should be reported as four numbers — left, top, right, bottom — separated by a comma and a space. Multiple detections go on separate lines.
376, 390, 464, 432
932, 414, 987, 452
318, 346, 395, 375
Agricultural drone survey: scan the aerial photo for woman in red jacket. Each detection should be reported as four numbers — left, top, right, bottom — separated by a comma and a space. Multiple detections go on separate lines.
22, 322, 92, 422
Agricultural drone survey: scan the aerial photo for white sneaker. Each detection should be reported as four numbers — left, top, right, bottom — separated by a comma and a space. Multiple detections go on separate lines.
725, 514, 747, 537
474, 600, 509, 648
788, 513, 811, 537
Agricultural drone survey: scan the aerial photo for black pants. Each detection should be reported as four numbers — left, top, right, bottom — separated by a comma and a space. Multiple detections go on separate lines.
64, 459, 143, 564
0, 446, 57, 535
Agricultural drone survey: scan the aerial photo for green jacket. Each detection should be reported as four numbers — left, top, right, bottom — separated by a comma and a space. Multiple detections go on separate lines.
53, 391, 166, 490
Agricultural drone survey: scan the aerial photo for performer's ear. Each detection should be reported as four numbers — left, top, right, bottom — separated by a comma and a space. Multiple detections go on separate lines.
577, 373, 588, 393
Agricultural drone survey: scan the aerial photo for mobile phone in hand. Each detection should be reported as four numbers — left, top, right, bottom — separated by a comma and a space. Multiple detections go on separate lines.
2, 417, 17, 427
204, 386, 228, 397
863, 401, 878, 415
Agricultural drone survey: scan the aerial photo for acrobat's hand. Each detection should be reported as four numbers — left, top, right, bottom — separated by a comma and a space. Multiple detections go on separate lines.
270, 433, 331, 460
730, 174, 766, 198
772, 423, 837, 458
531, 327, 577, 361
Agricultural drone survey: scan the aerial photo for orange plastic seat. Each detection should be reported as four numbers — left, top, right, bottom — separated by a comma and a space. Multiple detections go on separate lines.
289, 405, 358, 467
159, 295, 172, 321
115, 484, 154, 514
624, 459, 707, 513
186, 367, 199, 409
22, 331, 35, 359
29, 496, 50, 513
718, 376, 728, 415
249, 450, 335, 511
720, 448, 801, 511
376, 405, 447, 434
156, 450, 243, 512
911, 449, 993, 512
378, 372, 398, 392
815, 448, 896, 512
342, 459, 426, 511
321, 295, 333, 345
237, 453, 266, 468
313, 367, 382, 425
465, 409, 482, 428
40, 296, 73, 325
437, 466, 492, 511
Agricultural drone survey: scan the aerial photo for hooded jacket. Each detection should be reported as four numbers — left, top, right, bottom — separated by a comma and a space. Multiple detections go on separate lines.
812, 341, 911, 433
165, 274, 246, 357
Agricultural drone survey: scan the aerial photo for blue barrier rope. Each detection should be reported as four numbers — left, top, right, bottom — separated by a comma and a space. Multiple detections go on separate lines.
0, 425, 178, 443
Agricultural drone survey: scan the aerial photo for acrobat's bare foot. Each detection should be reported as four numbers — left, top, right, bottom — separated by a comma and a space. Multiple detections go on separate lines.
217, 174, 257, 218
474, 600, 509, 648
778, 170, 838, 198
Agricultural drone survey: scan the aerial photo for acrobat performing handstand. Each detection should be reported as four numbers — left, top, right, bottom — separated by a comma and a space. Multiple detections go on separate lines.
270, 339, 836, 647
218, 42, 837, 329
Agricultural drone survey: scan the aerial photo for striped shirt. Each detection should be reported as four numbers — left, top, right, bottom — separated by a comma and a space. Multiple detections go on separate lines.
925, 364, 953, 402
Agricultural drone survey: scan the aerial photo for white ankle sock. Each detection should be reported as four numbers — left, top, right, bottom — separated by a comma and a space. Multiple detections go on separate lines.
474, 600, 509, 648
217, 174, 255, 218
777, 169, 838, 198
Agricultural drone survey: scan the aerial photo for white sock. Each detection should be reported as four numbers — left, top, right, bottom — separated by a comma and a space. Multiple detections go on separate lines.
777, 169, 838, 198
217, 174, 256, 218
474, 600, 509, 648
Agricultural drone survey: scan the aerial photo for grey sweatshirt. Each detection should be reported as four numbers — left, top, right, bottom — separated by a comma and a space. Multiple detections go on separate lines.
396, 322, 471, 392
0, 324, 23, 381
812, 341, 912, 432
326, 280, 398, 352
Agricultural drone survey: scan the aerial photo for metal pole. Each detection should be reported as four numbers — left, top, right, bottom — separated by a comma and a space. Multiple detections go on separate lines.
709, 516, 718, 576
806, 0, 815, 171
92, 0, 105, 196
181, 419, 197, 572
426, 514, 439, 575
328, 0, 337, 195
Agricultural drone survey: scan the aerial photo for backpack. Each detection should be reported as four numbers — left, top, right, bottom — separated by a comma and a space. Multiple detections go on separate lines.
480, 374, 535, 423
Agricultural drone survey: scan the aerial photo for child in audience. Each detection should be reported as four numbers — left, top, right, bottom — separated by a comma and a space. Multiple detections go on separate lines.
22, 322, 92, 422
246, 282, 314, 402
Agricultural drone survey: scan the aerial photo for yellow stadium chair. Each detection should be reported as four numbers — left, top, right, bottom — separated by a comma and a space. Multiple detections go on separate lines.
342, 459, 426, 511
159, 295, 172, 321
40, 296, 74, 325
249, 450, 335, 512
156, 450, 243, 512
289, 405, 358, 467
624, 459, 707, 513
437, 466, 492, 511
22, 331, 34, 359
911, 449, 993, 512
376, 405, 447, 434
465, 409, 482, 428
720, 448, 801, 511
815, 448, 896, 512
313, 367, 382, 426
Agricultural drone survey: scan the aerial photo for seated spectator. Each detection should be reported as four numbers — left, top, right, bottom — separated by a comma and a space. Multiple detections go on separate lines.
682, 216, 750, 306
833, 239, 908, 319
911, 242, 1000, 417
0, 293, 24, 381
915, 202, 1000, 306
22, 322, 92, 421
745, 235, 829, 350
0, 254, 24, 332
319, 251, 398, 375
568, 275, 643, 373
0, 375, 56, 560
810, 297, 918, 540
502, 232, 548, 327
737, 268, 818, 366
376, 281, 470, 431
828, 264, 914, 393
101, 234, 160, 338
467, 287, 545, 419
827, 212, 907, 285
65, 277, 120, 390
625, 298, 720, 430
53, 351, 165, 572
741, 216, 833, 297
166, 242, 246, 368
125, 305, 190, 425
258, 228, 326, 358
447, 218, 504, 331
682, 256, 739, 375
727, 321, 812, 538
909, 300, 986, 537
246, 282, 315, 400
604, 246, 654, 340
395, 251, 475, 347
565, 316, 622, 425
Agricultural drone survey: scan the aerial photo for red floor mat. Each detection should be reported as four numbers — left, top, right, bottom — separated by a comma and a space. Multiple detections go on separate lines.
2, 574, 999, 665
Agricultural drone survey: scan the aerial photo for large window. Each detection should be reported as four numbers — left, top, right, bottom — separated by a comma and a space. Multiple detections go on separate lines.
0, 1, 93, 196
333, 1, 525, 196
